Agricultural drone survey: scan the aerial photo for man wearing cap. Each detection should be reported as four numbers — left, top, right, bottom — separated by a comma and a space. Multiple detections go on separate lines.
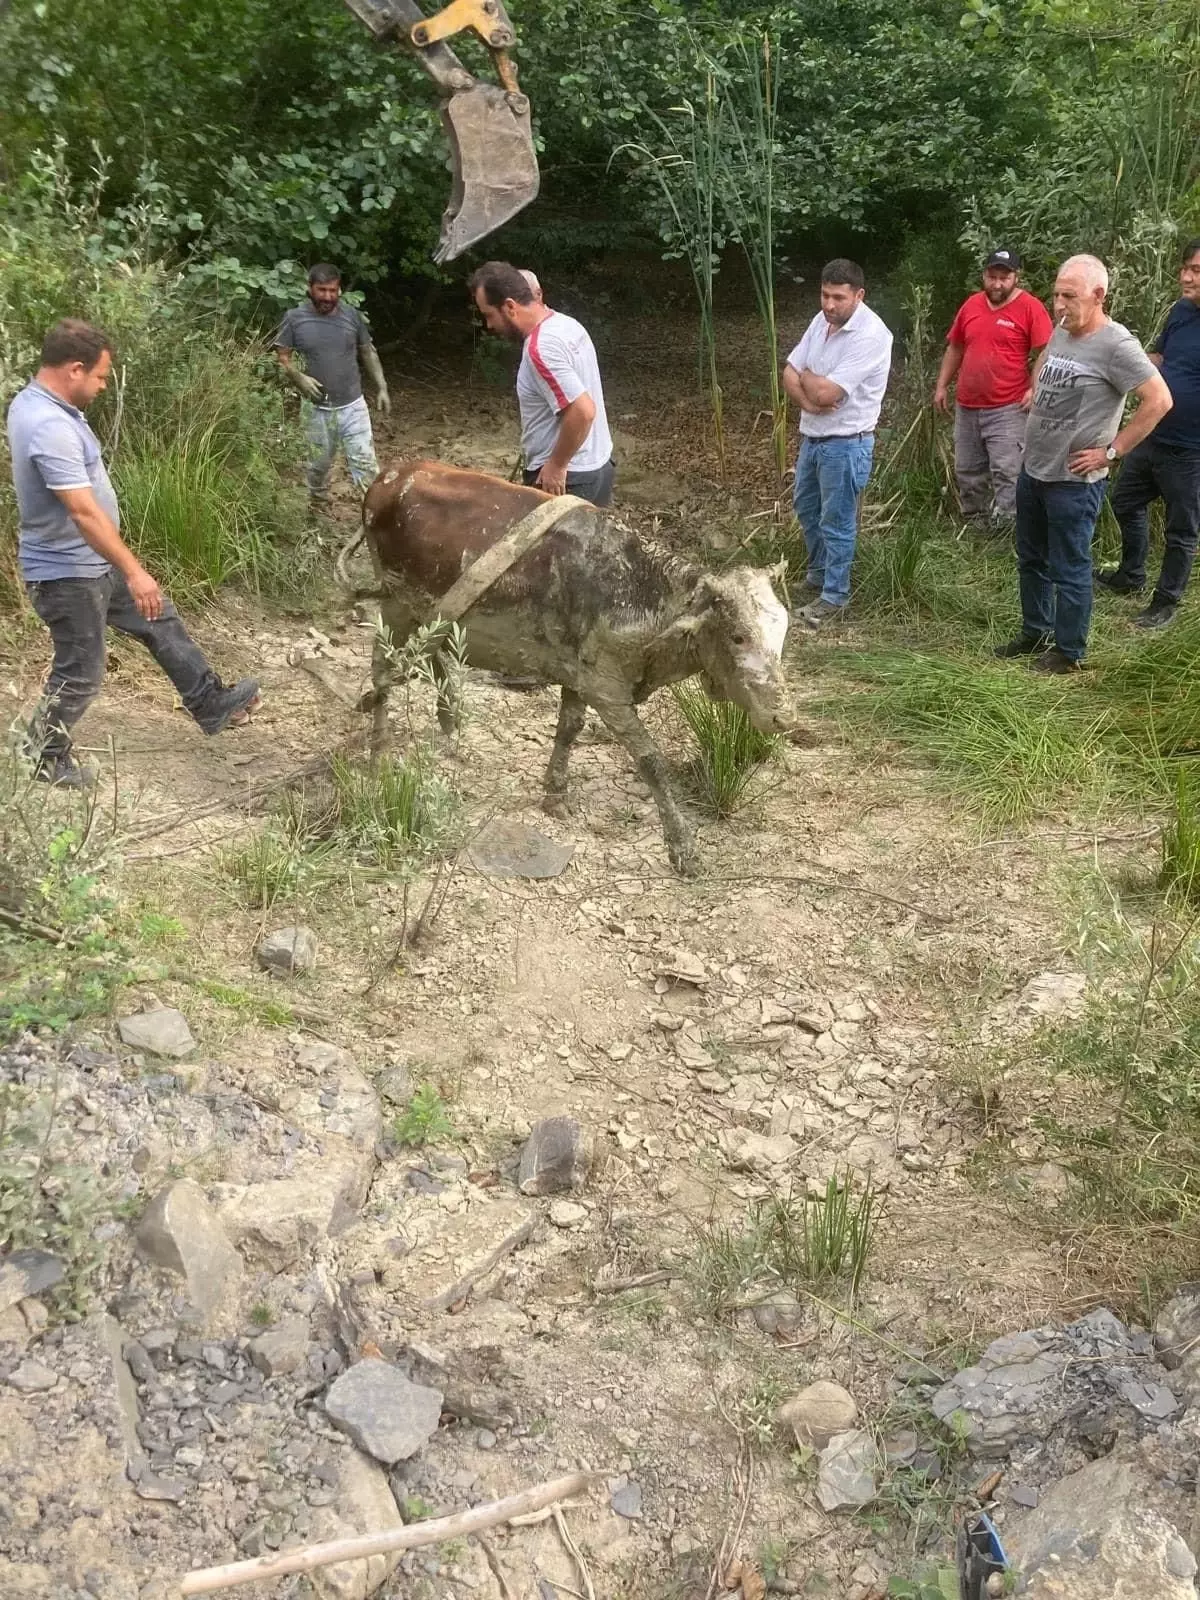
783, 258, 893, 627
934, 249, 1054, 535
1096, 237, 1200, 630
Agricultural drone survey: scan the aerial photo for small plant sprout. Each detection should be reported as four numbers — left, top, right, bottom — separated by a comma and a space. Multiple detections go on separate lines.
392, 1084, 455, 1149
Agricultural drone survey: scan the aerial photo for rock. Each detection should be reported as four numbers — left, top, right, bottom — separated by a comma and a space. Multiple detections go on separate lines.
325, 1361, 443, 1465
1007, 1455, 1196, 1598
306, 1451, 405, 1600
548, 1200, 588, 1228
257, 926, 319, 975
377, 1064, 413, 1107
215, 1159, 368, 1271
1154, 1282, 1200, 1404
717, 1127, 795, 1173
1010, 1484, 1039, 1508
117, 1007, 194, 1058
518, 1117, 592, 1196
817, 1429, 877, 1511
468, 819, 575, 879
6, 1358, 57, 1393
135, 1180, 244, 1324
3, 1565, 55, 1597
777, 1381, 858, 1450
1009, 971, 1086, 1024
610, 1480, 643, 1518
249, 1314, 311, 1377
751, 1291, 806, 1337
0, 1249, 64, 1312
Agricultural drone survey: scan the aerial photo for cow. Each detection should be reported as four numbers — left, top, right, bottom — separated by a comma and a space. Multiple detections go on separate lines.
357, 460, 796, 875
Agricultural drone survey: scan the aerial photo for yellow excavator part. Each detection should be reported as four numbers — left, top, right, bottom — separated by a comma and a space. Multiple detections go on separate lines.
341, 0, 539, 262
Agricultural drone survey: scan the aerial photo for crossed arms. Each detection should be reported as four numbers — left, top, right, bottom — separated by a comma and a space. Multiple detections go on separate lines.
782, 363, 845, 414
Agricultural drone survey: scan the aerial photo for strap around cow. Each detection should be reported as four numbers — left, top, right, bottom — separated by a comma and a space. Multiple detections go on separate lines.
429, 494, 590, 625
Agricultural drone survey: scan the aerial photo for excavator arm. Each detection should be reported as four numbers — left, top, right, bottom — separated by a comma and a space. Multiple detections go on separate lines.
341, 0, 539, 262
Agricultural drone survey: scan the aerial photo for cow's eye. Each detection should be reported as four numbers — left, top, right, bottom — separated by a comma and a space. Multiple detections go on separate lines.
732, 633, 748, 646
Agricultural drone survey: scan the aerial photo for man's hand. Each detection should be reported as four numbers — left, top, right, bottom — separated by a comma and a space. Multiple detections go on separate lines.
1020, 385, 1034, 411
1068, 446, 1111, 477
933, 384, 950, 415
536, 461, 568, 496
293, 372, 324, 404
126, 565, 163, 621
374, 387, 391, 417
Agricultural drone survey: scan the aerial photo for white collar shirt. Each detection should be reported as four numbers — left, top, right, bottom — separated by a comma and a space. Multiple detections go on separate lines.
786, 301, 894, 438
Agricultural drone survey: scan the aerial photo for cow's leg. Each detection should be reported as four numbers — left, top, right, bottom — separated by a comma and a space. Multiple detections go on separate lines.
543, 688, 586, 818
361, 603, 414, 760
592, 700, 697, 876
431, 649, 461, 738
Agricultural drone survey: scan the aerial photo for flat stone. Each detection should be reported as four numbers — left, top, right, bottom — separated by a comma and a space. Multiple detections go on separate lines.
135, 1180, 243, 1326
0, 1249, 64, 1313
777, 1381, 857, 1451
7, 1358, 58, 1393
324, 1361, 443, 1466
117, 1007, 195, 1058
215, 1158, 368, 1272
1007, 1455, 1196, 1598
610, 1481, 643, 1519
717, 1127, 795, 1174
817, 1429, 876, 1511
518, 1117, 592, 1196
306, 1451, 404, 1600
468, 819, 574, 879
257, 926, 319, 976
249, 1315, 311, 1377
548, 1200, 587, 1228
1010, 1483, 1039, 1508
1155, 1282, 1200, 1404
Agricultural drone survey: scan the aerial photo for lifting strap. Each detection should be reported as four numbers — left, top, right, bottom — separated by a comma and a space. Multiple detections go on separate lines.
428, 494, 589, 624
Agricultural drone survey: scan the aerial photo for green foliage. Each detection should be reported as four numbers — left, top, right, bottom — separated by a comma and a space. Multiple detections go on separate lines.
327, 752, 458, 870
887, 1568, 959, 1600
673, 682, 779, 817
219, 825, 326, 911
0, 1083, 124, 1316
392, 1083, 454, 1148
249, 1302, 274, 1327
1160, 770, 1200, 909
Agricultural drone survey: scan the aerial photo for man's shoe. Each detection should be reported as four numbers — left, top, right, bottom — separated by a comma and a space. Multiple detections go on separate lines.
799, 598, 845, 630
1094, 568, 1144, 596
34, 754, 96, 789
993, 633, 1051, 658
203, 679, 262, 735
1031, 647, 1083, 675
1132, 601, 1179, 631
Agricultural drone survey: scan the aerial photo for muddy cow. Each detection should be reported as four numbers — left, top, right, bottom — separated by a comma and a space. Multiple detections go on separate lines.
359, 459, 795, 875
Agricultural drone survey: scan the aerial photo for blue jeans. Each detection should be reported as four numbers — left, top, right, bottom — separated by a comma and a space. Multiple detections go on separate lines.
791, 434, 875, 607
303, 397, 379, 499
1109, 439, 1200, 605
1015, 470, 1105, 661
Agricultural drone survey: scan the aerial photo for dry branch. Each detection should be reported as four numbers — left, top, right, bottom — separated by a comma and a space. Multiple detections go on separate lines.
178, 1470, 592, 1594
421, 1214, 537, 1311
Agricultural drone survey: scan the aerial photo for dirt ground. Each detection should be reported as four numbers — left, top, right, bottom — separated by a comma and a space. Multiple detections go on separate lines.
0, 316, 1127, 1599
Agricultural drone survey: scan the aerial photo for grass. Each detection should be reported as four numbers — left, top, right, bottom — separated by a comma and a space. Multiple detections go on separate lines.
218, 825, 324, 911
327, 753, 457, 869
673, 682, 779, 817
1160, 769, 1200, 907
691, 1175, 880, 1318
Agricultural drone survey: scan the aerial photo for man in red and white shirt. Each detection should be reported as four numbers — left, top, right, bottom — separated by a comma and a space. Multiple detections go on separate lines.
468, 261, 614, 506
934, 248, 1054, 534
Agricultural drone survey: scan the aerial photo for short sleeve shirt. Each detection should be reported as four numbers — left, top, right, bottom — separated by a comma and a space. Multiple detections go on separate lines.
946, 290, 1054, 409
1149, 298, 1200, 449
786, 302, 893, 437
274, 299, 371, 408
7, 381, 117, 581
1024, 321, 1158, 482
516, 311, 613, 472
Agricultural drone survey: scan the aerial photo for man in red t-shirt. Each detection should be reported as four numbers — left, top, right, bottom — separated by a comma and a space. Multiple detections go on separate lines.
934, 248, 1054, 535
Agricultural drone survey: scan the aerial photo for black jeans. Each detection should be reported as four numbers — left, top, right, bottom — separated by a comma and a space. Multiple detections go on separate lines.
1109, 439, 1200, 605
26, 570, 225, 761
522, 458, 615, 507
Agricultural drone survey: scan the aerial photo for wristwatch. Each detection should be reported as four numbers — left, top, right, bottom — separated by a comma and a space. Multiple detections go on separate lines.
1105, 443, 1120, 462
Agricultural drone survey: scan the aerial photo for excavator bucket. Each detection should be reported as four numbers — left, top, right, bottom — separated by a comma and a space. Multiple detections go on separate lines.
340, 0, 539, 263
436, 84, 538, 262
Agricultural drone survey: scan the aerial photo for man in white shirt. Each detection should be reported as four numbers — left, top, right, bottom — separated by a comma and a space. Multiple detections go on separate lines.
468, 261, 614, 506
783, 260, 894, 627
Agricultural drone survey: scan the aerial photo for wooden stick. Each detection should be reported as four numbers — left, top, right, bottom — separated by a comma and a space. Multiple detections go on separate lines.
178, 1471, 593, 1595
422, 1214, 537, 1311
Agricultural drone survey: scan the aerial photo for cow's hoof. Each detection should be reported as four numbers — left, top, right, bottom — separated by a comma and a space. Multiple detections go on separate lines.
785, 722, 821, 748
669, 846, 700, 878
542, 792, 571, 821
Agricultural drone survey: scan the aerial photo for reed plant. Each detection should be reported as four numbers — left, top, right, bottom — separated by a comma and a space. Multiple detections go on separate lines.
672, 680, 779, 817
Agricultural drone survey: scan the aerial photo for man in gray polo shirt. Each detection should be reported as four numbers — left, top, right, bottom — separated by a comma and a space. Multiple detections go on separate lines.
7, 318, 261, 787
275, 263, 390, 509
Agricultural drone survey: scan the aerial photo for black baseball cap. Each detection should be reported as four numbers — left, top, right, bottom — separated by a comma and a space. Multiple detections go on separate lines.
984, 247, 1022, 271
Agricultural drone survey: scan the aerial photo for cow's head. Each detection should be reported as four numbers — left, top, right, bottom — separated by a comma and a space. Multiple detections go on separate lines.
691, 564, 795, 734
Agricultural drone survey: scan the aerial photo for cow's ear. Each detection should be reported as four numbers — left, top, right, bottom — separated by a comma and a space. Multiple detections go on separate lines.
765, 559, 788, 586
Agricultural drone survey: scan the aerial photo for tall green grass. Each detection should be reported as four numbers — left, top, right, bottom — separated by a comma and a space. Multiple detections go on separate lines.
673, 681, 779, 816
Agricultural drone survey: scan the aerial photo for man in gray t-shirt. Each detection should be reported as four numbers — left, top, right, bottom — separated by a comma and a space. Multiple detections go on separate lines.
7, 319, 261, 787
994, 255, 1172, 671
274, 263, 390, 508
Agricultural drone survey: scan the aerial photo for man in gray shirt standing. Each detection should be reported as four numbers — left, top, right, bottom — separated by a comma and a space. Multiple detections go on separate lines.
7, 319, 261, 787
275, 263, 390, 509
994, 254, 1173, 672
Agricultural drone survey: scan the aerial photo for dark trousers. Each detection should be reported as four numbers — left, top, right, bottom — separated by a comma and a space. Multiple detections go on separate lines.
1108, 438, 1200, 606
523, 458, 615, 508
26, 570, 223, 761
1015, 470, 1105, 661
